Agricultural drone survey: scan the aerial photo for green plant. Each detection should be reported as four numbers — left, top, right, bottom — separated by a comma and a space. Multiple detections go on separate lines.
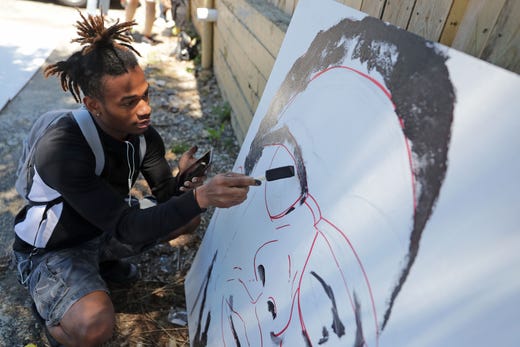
211, 102, 231, 123
206, 123, 226, 144
193, 53, 202, 66
171, 142, 191, 155
223, 137, 236, 151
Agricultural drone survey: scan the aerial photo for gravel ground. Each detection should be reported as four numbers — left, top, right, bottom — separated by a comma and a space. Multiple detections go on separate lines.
0, 20, 239, 346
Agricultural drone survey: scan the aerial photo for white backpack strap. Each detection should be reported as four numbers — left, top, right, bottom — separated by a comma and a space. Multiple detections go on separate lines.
72, 107, 105, 176
138, 135, 146, 166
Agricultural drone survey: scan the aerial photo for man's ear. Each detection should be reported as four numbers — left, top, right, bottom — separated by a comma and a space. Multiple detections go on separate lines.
83, 96, 100, 115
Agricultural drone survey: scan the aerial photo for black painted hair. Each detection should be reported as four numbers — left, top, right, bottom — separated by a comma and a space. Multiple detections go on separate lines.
244, 16, 455, 331
44, 12, 141, 103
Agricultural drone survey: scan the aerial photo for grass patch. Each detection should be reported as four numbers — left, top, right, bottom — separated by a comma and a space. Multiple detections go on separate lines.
211, 102, 231, 123
170, 142, 191, 155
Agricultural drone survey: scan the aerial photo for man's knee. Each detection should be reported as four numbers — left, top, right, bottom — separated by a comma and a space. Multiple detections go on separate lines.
78, 311, 115, 345
161, 215, 201, 244
175, 215, 201, 236
53, 291, 115, 346
186, 215, 202, 231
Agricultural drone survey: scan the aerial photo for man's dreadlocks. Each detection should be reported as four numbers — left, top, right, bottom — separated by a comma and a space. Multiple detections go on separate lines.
44, 12, 141, 103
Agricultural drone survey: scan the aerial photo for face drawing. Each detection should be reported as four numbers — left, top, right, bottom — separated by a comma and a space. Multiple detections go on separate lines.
189, 15, 455, 347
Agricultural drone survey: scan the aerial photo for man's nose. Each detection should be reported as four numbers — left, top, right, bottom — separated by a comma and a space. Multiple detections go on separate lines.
137, 98, 151, 117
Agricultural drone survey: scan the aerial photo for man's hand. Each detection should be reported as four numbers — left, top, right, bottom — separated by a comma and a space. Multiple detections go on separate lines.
178, 145, 198, 173
194, 172, 261, 209
177, 146, 207, 192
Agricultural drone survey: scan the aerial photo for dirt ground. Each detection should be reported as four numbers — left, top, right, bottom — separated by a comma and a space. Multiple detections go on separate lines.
0, 17, 239, 347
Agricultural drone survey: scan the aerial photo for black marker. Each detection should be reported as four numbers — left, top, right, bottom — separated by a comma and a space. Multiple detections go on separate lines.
255, 165, 295, 185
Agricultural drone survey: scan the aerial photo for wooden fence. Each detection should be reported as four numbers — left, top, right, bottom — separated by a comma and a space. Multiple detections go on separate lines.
189, 0, 519, 143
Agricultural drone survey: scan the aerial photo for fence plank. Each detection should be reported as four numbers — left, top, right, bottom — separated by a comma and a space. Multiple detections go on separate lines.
381, 0, 416, 29
336, 0, 363, 11
217, 0, 277, 81
480, 0, 520, 73
214, 21, 266, 117
407, 0, 453, 41
451, 0, 507, 57
221, 0, 289, 59
439, 0, 470, 46
361, 0, 387, 18
210, 0, 290, 142
266, 0, 298, 15
213, 43, 254, 143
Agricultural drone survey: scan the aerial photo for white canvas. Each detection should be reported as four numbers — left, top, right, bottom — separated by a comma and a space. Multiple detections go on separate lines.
185, 0, 520, 346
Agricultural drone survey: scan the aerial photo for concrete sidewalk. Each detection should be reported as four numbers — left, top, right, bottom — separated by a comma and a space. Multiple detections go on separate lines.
0, 0, 84, 110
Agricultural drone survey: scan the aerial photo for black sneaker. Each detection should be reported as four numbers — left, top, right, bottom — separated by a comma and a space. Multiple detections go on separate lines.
99, 260, 139, 284
30, 303, 64, 347
128, 31, 162, 45
142, 35, 163, 45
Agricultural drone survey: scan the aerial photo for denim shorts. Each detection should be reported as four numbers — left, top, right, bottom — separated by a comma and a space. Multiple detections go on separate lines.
14, 236, 109, 327
13, 197, 158, 327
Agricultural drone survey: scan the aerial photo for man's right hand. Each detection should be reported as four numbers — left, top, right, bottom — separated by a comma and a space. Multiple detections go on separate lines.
193, 172, 261, 209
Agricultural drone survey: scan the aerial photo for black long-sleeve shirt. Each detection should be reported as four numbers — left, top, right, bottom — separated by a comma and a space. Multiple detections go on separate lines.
13, 112, 203, 252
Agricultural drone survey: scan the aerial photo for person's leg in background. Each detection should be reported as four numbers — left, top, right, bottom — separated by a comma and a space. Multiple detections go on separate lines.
86, 0, 111, 18
125, 0, 140, 23
126, 0, 160, 43
98, 0, 111, 16
86, 0, 98, 15
143, 0, 157, 38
